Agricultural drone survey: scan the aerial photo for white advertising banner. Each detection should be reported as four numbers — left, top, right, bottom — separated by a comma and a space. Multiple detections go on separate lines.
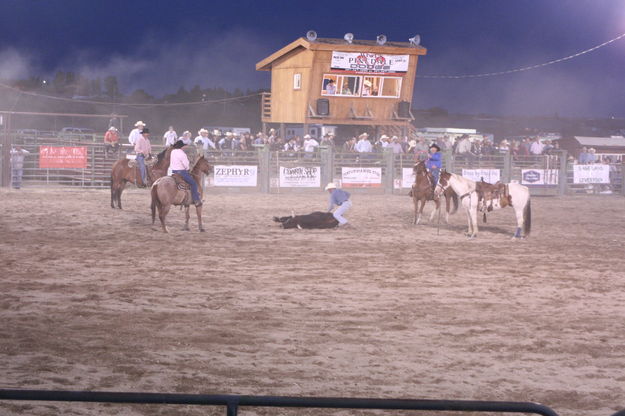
213, 165, 258, 187
279, 166, 321, 188
462, 169, 501, 184
331, 51, 409, 74
521, 169, 559, 185
573, 164, 610, 184
402, 167, 415, 188
341, 167, 382, 187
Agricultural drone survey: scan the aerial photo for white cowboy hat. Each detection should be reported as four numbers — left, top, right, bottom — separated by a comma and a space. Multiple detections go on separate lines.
380, 134, 389, 140
183, 130, 191, 136
325, 183, 337, 191
364, 80, 372, 86
134, 121, 146, 127
213, 129, 221, 135
108, 126, 117, 131
304, 134, 311, 139
198, 128, 209, 135
226, 131, 233, 136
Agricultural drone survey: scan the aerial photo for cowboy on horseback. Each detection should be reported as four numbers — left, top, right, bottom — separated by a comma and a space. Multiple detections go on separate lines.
170, 140, 202, 207
425, 143, 442, 192
134, 128, 152, 187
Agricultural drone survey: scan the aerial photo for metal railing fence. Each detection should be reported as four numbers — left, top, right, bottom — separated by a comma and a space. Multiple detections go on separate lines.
0, 389, 563, 416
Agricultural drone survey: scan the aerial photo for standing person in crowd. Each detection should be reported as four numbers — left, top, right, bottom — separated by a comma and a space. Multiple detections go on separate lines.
530, 137, 545, 155
518, 138, 531, 156
194, 128, 215, 153
128, 121, 145, 146
163, 126, 178, 147
170, 140, 202, 207
325, 182, 352, 228
103, 126, 120, 158
390, 136, 404, 154
325, 79, 336, 94
10, 145, 30, 189
425, 143, 442, 191
134, 128, 152, 187
303, 134, 319, 158
454, 134, 473, 160
320, 133, 335, 149
231, 133, 243, 152
498, 139, 510, 154
342, 137, 356, 154
354, 133, 372, 153
413, 137, 429, 161
180, 130, 193, 146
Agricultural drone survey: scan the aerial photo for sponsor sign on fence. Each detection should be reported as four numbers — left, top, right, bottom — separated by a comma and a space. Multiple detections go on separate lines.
573, 164, 610, 184
462, 169, 501, 184
341, 167, 382, 187
213, 165, 257, 187
521, 169, 559, 185
39, 146, 88, 169
279, 166, 321, 188
399, 167, 414, 188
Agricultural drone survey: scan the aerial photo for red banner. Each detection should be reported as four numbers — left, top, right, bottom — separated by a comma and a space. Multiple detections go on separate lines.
39, 146, 88, 169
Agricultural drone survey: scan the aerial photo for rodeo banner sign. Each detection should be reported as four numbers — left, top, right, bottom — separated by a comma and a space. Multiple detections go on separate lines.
521, 169, 559, 185
279, 166, 321, 188
331, 51, 409, 74
341, 167, 382, 187
573, 164, 610, 184
462, 169, 501, 184
39, 146, 87, 169
213, 165, 258, 187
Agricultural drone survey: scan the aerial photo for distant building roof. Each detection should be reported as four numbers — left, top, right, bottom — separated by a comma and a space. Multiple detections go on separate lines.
574, 136, 625, 147
256, 37, 426, 71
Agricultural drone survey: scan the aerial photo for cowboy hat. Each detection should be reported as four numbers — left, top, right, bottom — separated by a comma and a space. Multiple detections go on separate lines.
108, 126, 117, 131
226, 131, 233, 136
429, 143, 441, 151
364, 80, 372, 86
134, 121, 146, 127
380, 134, 389, 140
213, 129, 221, 135
324, 183, 337, 191
198, 128, 208, 135
304, 134, 311, 139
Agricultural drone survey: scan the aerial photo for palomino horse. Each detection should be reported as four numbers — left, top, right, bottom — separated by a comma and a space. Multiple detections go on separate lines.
150, 156, 212, 233
434, 170, 531, 239
410, 161, 458, 224
110, 146, 173, 209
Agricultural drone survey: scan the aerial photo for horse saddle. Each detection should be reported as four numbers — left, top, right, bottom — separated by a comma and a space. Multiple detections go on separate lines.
171, 174, 192, 206
476, 180, 511, 211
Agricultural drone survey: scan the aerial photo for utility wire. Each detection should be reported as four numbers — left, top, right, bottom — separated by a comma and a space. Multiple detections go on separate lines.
417, 32, 625, 79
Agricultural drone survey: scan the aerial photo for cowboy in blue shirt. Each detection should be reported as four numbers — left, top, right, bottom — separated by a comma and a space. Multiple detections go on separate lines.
325, 183, 352, 228
425, 143, 442, 191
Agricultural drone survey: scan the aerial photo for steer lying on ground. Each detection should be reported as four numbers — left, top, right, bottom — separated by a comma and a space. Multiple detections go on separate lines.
273, 211, 339, 229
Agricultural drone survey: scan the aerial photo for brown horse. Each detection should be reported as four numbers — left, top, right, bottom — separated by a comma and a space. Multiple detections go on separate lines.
110, 147, 172, 209
410, 161, 458, 224
150, 155, 213, 233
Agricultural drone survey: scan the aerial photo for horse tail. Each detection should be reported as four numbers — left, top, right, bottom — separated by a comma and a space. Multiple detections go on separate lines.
523, 198, 531, 237
450, 191, 459, 215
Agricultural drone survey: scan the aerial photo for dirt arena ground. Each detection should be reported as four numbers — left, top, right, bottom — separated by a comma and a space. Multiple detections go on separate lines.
1, 188, 624, 416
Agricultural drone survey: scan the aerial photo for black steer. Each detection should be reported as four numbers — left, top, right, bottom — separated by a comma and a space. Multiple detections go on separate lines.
273, 211, 339, 229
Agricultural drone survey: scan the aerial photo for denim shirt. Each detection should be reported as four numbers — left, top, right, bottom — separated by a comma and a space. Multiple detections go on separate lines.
328, 188, 350, 211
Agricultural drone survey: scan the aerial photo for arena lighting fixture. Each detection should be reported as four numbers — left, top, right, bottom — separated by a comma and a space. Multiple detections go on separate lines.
306, 30, 318, 42
344, 32, 354, 44
409, 34, 421, 46
376, 34, 387, 45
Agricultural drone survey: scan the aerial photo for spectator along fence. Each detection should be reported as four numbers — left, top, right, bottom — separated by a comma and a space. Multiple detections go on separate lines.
1, 134, 624, 196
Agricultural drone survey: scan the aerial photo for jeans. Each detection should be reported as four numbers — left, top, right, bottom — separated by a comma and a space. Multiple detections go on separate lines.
11, 168, 23, 189
431, 168, 440, 188
333, 199, 352, 225
172, 170, 201, 202
136, 154, 147, 185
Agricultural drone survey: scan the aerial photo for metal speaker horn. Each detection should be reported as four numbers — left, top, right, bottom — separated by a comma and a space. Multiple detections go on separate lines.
306, 30, 318, 42
409, 35, 421, 46
376, 34, 387, 45
344, 33, 354, 44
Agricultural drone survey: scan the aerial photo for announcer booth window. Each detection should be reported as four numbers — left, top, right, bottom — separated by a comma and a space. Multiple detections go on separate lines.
321, 75, 361, 97
379, 77, 402, 98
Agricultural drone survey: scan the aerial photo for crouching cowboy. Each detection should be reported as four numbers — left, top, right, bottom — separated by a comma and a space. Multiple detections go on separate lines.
425, 143, 442, 194
170, 140, 202, 207
325, 183, 352, 228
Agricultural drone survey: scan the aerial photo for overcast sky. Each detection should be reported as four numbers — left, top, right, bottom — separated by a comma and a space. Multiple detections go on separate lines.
1, 0, 624, 118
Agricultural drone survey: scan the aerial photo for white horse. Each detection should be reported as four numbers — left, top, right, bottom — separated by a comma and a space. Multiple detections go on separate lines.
434, 171, 531, 239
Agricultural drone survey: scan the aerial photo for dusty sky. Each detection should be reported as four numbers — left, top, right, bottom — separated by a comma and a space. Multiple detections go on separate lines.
1, 0, 624, 117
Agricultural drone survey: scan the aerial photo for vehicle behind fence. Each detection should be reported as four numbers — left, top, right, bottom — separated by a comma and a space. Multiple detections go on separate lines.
2, 133, 624, 195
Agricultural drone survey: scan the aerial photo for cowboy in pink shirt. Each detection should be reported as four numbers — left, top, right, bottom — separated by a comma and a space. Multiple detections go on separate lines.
134, 128, 152, 186
170, 140, 202, 206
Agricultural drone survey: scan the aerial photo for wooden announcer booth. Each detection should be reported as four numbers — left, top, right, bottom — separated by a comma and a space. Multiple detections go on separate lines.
256, 34, 427, 137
